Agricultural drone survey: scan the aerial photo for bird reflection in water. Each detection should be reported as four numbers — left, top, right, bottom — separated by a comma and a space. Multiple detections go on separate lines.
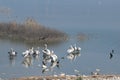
42, 61, 60, 74
8, 48, 17, 66
22, 56, 33, 68
67, 51, 80, 61
32, 54, 40, 61
8, 55, 16, 66
42, 57, 60, 74
41, 44, 60, 73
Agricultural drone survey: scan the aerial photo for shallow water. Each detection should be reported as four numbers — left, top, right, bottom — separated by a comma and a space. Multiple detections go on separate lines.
0, 0, 120, 79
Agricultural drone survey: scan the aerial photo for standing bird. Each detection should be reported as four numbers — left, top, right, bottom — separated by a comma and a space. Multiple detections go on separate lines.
32, 47, 40, 60
42, 44, 51, 60
50, 51, 58, 63
109, 52, 113, 59
67, 44, 81, 60
8, 48, 17, 66
73, 44, 81, 53
42, 44, 51, 56
67, 45, 74, 53
109, 49, 114, 59
50, 50, 59, 68
34, 47, 40, 55
22, 49, 30, 58
8, 48, 17, 56
112, 49, 114, 53
29, 47, 34, 55
42, 44, 51, 68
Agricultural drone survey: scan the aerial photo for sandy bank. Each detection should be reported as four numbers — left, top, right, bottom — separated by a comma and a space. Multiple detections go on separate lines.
11, 74, 120, 80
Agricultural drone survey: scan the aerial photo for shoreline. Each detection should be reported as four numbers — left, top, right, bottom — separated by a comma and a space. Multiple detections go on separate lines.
11, 74, 120, 80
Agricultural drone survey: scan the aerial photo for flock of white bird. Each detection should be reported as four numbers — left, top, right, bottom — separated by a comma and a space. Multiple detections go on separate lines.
8, 44, 81, 73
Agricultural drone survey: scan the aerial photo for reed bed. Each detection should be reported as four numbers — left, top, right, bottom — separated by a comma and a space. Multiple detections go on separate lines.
0, 18, 67, 43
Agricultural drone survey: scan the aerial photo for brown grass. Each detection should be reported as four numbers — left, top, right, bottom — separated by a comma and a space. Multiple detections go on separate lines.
0, 18, 67, 43
77, 33, 89, 42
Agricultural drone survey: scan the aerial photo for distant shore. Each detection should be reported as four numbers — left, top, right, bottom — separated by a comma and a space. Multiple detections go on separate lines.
0, 18, 67, 44
11, 74, 120, 80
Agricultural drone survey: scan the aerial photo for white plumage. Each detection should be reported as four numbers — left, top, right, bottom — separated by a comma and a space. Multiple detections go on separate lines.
8, 48, 17, 56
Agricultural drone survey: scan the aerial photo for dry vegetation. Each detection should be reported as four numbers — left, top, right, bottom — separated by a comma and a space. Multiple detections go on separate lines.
77, 33, 89, 42
0, 18, 67, 43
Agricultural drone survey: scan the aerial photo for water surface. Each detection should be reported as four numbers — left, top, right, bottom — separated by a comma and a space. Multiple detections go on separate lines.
0, 0, 120, 79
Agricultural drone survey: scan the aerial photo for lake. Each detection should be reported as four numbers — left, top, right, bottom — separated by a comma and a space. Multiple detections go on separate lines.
0, 0, 120, 79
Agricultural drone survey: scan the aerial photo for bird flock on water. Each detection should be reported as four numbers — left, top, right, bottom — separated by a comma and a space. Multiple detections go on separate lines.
8, 44, 81, 73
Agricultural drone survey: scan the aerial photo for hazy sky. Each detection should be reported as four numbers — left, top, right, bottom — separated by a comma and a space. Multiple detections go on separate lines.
0, 0, 120, 31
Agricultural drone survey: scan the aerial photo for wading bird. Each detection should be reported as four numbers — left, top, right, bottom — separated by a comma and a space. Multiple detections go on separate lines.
8, 48, 17, 56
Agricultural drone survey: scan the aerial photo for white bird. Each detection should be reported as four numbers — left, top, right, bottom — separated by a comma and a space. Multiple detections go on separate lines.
45, 50, 59, 69
42, 44, 51, 56
22, 47, 35, 58
67, 44, 81, 60
73, 44, 81, 51
29, 47, 34, 55
50, 50, 58, 62
22, 49, 30, 58
8, 48, 17, 66
42, 44, 52, 63
67, 44, 81, 54
32, 47, 40, 60
33, 47, 40, 55
77, 47, 81, 51
8, 48, 17, 56
67, 45, 74, 53
42, 44, 52, 68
